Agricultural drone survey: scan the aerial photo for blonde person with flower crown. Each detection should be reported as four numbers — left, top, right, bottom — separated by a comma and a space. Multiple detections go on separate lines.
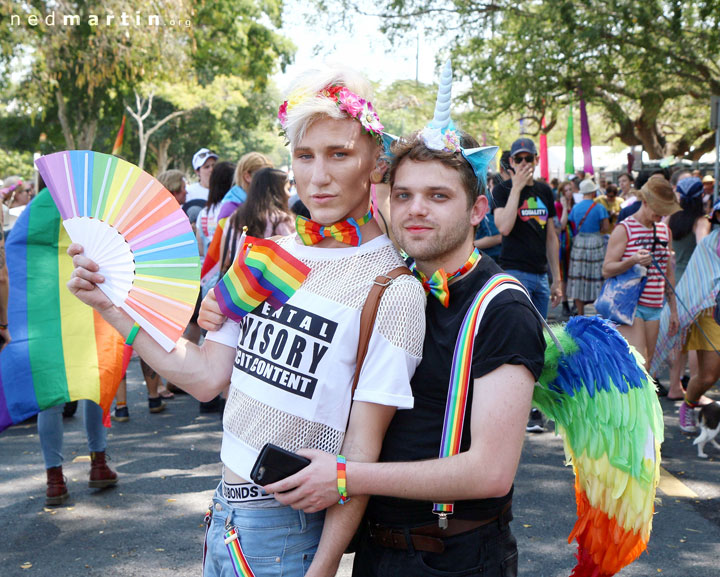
66, 67, 425, 577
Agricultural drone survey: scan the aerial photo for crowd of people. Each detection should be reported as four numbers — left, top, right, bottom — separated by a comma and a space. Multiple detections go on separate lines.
1, 62, 719, 577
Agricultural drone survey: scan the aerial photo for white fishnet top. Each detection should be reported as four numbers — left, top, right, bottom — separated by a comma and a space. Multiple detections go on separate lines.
206, 234, 426, 480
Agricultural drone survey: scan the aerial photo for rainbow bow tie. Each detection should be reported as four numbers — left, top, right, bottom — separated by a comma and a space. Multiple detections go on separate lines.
296, 210, 373, 246
412, 249, 480, 307
413, 268, 451, 307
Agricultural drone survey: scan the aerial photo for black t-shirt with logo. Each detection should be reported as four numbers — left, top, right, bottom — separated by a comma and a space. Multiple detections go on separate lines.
366, 256, 546, 527
492, 179, 556, 274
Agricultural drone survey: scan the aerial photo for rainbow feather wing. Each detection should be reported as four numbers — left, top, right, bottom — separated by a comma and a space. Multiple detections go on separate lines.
532, 316, 663, 577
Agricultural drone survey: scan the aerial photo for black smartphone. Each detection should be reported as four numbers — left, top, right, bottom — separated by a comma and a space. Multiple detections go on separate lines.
250, 443, 311, 485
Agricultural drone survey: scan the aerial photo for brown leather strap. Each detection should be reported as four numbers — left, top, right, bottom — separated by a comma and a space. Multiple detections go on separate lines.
368, 527, 445, 554
351, 266, 413, 396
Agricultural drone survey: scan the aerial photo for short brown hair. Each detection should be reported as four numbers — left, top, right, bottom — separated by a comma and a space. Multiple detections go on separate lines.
157, 170, 185, 195
388, 131, 483, 208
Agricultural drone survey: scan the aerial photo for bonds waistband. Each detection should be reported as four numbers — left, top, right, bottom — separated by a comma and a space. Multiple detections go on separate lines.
221, 480, 274, 503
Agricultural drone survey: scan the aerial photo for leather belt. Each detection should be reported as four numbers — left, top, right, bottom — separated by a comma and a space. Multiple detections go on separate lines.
369, 502, 512, 554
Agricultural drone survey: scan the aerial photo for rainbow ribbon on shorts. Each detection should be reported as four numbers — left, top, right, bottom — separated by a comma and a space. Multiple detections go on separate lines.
224, 527, 256, 577
433, 274, 526, 519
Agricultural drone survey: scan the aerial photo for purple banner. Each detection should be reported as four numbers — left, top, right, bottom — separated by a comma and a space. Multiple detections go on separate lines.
579, 97, 594, 175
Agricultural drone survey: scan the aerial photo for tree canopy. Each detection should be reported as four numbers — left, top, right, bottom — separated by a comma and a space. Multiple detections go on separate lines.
330, 0, 720, 159
0, 0, 294, 173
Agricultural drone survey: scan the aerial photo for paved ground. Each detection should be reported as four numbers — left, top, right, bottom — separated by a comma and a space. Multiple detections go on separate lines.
1, 329, 719, 577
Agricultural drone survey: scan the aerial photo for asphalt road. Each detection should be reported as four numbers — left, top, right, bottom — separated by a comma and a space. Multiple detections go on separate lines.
1, 356, 719, 577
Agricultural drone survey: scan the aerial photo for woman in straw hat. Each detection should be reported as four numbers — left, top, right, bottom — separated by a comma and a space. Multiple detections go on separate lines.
602, 174, 680, 371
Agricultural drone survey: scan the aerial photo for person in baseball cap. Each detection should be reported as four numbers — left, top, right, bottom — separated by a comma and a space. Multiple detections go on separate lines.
186, 148, 219, 205
493, 136, 562, 433
509, 137, 537, 157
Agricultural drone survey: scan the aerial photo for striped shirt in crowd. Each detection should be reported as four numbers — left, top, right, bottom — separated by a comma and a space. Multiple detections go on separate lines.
620, 216, 670, 308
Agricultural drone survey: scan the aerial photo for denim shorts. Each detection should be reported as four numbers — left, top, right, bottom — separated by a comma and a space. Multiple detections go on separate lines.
635, 304, 662, 322
203, 483, 324, 577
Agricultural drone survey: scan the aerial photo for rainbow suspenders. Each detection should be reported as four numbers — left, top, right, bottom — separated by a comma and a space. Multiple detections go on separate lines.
433, 273, 539, 528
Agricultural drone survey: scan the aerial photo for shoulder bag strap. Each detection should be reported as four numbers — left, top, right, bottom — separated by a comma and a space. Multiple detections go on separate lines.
351, 266, 413, 397
577, 201, 597, 233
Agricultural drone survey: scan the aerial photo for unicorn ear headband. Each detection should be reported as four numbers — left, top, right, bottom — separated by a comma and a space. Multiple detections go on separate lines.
278, 85, 384, 146
383, 60, 498, 187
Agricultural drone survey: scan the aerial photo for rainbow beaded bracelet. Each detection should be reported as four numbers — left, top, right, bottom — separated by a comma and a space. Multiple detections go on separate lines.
337, 454, 350, 505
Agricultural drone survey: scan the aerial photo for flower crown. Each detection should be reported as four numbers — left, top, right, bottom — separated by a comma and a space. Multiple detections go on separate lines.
278, 85, 384, 146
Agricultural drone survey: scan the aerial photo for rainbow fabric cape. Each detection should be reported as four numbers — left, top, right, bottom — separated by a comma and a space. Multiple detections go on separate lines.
214, 236, 310, 322
533, 316, 663, 577
0, 190, 125, 432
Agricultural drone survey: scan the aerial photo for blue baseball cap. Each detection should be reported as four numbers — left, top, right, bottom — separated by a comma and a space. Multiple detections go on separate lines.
676, 176, 703, 199
510, 138, 537, 157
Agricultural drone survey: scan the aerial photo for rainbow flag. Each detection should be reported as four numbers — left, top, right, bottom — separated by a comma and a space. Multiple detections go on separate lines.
200, 216, 228, 289
0, 189, 125, 432
112, 115, 126, 156
214, 237, 310, 322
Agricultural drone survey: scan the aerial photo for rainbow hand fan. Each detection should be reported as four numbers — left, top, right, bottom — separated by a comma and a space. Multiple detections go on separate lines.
35, 151, 200, 351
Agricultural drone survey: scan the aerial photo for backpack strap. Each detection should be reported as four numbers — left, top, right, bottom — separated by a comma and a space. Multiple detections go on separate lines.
351, 266, 413, 397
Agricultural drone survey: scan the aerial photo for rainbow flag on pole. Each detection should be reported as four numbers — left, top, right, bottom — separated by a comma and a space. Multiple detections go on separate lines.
214, 237, 310, 322
0, 189, 125, 432
112, 115, 126, 157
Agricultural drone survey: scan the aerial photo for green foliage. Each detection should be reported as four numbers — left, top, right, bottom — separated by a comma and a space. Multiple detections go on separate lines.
327, 0, 720, 159
0, 149, 34, 180
373, 79, 437, 137
1, 0, 295, 159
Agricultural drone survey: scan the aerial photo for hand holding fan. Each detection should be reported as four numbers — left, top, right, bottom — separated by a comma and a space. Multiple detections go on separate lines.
35, 151, 200, 351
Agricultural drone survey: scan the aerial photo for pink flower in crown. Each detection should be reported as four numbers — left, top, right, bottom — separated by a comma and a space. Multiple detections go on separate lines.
337, 88, 365, 118
278, 101, 288, 126
442, 130, 461, 152
360, 102, 384, 134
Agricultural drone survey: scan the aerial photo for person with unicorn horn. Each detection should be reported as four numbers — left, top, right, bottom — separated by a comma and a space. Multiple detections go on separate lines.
204, 60, 546, 577
67, 67, 426, 577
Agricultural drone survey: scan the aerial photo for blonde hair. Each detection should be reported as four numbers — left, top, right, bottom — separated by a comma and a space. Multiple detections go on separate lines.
157, 170, 185, 195
282, 66, 377, 149
235, 152, 273, 188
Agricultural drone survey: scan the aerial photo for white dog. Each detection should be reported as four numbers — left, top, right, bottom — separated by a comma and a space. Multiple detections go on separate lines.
693, 402, 720, 459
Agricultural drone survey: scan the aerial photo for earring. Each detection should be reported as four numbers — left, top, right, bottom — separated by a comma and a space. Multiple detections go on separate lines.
370, 168, 384, 184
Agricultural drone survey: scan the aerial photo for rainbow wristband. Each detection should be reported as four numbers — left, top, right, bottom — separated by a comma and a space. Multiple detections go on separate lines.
336, 455, 350, 505
126, 323, 140, 346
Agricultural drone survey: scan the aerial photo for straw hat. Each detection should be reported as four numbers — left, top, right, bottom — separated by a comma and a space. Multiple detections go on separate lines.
638, 174, 681, 216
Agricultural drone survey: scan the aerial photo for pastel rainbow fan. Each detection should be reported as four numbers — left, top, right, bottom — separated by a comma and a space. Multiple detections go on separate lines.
35, 151, 201, 351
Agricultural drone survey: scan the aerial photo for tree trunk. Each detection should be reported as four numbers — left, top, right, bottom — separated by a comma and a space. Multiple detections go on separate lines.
151, 138, 173, 173
78, 118, 98, 150
55, 88, 76, 150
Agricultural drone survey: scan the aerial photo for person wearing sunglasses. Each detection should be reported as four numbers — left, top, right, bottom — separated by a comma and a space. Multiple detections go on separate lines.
492, 138, 561, 433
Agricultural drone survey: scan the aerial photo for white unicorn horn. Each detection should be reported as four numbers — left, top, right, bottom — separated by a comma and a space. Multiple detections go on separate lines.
428, 60, 453, 130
